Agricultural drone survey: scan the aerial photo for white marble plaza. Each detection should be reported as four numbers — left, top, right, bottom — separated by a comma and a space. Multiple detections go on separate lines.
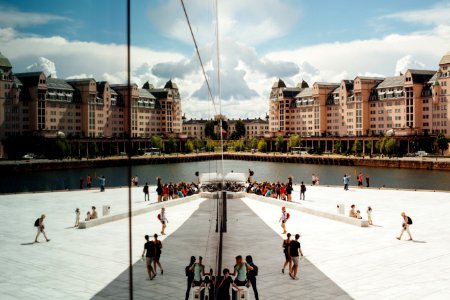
0, 184, 449, 299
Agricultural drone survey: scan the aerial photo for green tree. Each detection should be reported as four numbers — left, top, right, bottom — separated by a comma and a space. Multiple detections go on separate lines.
166, 135, 177, 153
193, 138, 203, 151
248, 137, 258, 150
150, 135, 163, 150
232, 120, 246, 140
205, 139, 217, 152
365, 140, 373, 154
287, 134, 300, 150
275, 134, 284, 152
333, 141, 342, 154
375, 140, 382, 154
352, 140, 363, 154
257, 138, 267, 152
184, 140, 194, 153
233, 139, 245, 152
384, 137, 397, 156
436, 132, 449, 155
205, 120, 217, 140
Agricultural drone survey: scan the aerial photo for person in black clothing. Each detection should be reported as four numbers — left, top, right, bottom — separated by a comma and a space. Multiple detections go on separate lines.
153, 234, 163, 275
300, 182, 306, 200
143, 183, 149, 201
168, 183, 174, 200
185, 256, 196, 300
217, 268, 242, 300
288, 234, 303, 280
156, 177, 163, 202
286, 180, 293, 202
141, 235, 156, 280
245, 255, 259, 300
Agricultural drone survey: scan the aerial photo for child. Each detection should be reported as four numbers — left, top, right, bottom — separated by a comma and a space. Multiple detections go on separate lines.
75, 208, 80, 227
356, 210, 362, 219
85, 211, 91, 221
367, 207, 373, 225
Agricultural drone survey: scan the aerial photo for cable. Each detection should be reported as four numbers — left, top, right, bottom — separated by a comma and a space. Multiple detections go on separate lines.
180, 0, 217, 115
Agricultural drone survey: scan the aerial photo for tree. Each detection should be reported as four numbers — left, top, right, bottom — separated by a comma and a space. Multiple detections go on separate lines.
275, 134, 284, 152
248, 137, 258, 150
333, 141, 342, 154
436, 133, 449, 155
365, 140, 373, 154
184, 140, 194, 153
352, 140, 362, 154
384, 137, 397, 156
193, 138, 203, 151
150, 135, 163, 150
166, 135, 177, 153
233, 139, 245, 152
257, 138, 267, 152
205, 139, 217, 152
232, 120, 246, 140
287, 134, 300, 150
205, 121, 217, 140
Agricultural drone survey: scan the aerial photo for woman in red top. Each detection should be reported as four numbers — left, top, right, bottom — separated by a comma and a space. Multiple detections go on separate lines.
163, 185, 169, 201
280, 185, 286, 201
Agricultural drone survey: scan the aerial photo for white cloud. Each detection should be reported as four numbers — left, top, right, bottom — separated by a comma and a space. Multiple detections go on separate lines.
381, 3, 450, 26
0, 5, 68, 28
66, 73, 94, 80
26, 57, 57, 78
394, 55, 426, 75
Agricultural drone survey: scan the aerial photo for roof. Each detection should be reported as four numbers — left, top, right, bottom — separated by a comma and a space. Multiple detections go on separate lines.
142, 81, 154, 90
408, 70, 437, 84
342, 80, 354, 90
164, 80, 178, 89
12, 76, 23, 88
65, 78, 95, 83
47, 77, 74, 91
296, 80, 309, 88
314, 82, 340, 87
428, 72, 440, 83
0, 52, 12, 68
439, 51, 450, 65
228, 118, 268, 124
14, 72, 45, 86
272, 79, 286, 89
377, 76, 404, 89
183, 118, 209, 125
138, 88, 156, 99
295, 87, 313, 98
281, 87, 303, 97
149, 88, 168, 99
355, 76, 385, 81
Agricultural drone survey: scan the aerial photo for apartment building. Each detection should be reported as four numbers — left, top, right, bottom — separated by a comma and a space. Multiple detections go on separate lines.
228, 118, 269, 139
182, 118, 207, 139
0, 51, 183, 148
268, 52, 450, 138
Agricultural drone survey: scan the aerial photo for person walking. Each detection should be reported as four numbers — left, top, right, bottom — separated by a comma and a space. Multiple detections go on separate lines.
282, 233, 292, 274
153, 234, 164, 275
141, 235, 156, 280
156, 177, 163, 202
397, 212, 413, 241
358, 172, 363, 187
300, 182, 306, 200
343, 174, 351, 190
79, 177, 84, 189
98, 175, 106, 192
245, 255, 259, 300
185, 256, 196, 300
34, 214, 50, 243
159, 207, 168, 235
288, 234, 303, 280
279, 207, 289, 234
143, 183, 149, 201
86, 175, 92, 189
74, 208, 80, 227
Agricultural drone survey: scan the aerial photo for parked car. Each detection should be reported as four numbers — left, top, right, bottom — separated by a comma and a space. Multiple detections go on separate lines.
22, 153, 36, 159
415, 151, 428, 156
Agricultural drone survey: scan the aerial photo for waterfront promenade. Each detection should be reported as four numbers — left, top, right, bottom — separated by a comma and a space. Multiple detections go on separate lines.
0, 185, 449, 299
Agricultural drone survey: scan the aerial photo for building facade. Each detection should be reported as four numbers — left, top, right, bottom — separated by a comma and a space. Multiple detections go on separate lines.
0, 52, 182, 145
268, 52, 450, 138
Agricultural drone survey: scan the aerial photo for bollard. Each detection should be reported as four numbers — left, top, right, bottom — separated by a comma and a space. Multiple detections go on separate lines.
337, 204, 345, 215
102, 205, 111, 216
232, 287, 249, 300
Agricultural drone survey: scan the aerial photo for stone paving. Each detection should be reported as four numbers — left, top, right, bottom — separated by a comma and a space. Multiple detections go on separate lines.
1, 185, 450, 299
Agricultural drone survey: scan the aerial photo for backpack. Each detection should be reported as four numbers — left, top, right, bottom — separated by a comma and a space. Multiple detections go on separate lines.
407, 217, 413, 225
34, 218, 40, 227
253, 264, 258, 276
157, 214, 161, 220
286, 213, 290, 220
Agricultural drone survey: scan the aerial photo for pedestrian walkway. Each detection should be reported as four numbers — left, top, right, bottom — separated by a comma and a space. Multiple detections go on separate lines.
222, 199, 350, 300
92, 199, 218, 300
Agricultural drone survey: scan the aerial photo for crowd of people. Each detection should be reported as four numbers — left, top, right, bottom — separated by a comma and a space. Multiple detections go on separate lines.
147, 177, 199, 203
185, 255, 259, 300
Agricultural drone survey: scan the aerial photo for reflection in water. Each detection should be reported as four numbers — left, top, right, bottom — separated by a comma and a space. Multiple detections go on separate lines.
1, 159, 448, 193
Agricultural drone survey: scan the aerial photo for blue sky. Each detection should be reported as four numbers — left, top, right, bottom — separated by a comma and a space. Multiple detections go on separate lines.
1, 0, 449, 118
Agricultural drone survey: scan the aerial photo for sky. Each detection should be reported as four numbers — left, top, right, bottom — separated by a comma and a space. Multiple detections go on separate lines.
1, 0, 450, 119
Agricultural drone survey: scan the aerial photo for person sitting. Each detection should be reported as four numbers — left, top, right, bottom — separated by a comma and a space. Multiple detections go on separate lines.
356, 210, 362, 219
349, 204, 357, 218
85, 211, 91, 221
91, 206, 98, 219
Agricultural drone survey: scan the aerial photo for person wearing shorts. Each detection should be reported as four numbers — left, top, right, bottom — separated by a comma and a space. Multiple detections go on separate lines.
141, 235, 156, 280
282, 233, 292, 274
153, 234, 164, 275
288, 234, 303, 280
